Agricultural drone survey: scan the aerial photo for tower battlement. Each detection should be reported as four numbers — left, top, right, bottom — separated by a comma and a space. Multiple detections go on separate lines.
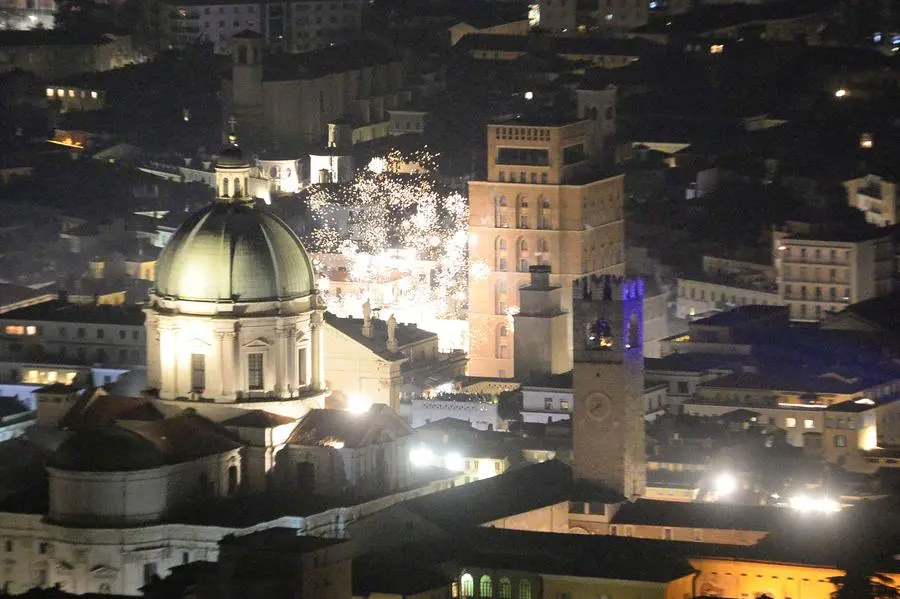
572, 274, 645, 303
572, 275, 644, 363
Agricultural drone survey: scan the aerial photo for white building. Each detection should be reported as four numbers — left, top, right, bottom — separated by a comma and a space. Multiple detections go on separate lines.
408, 395, 499, 431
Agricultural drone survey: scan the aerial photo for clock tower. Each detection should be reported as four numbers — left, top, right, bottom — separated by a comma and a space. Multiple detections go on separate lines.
572, 275, 646, 499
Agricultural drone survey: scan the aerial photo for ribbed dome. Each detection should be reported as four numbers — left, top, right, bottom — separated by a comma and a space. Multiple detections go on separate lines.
216, 145, 248, 168
155, 202, 315, 303
51, 428, 165, 472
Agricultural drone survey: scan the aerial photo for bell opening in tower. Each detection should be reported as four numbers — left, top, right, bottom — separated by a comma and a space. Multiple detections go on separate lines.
586, 319, 614, 350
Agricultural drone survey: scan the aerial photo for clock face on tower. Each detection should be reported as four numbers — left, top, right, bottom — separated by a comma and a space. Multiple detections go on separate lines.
584, 391, 612, 422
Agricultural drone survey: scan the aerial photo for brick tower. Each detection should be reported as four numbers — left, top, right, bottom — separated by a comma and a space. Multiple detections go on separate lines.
572, 274, 646, 499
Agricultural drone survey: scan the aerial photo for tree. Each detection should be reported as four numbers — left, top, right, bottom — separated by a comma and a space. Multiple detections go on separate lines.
497, 389, 523, 422
829, 569, 899, 599
54, 0, 114, 33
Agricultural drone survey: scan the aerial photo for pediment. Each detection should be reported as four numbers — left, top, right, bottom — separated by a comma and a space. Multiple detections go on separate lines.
90, 565, 120, 579
242, 337, 272, 349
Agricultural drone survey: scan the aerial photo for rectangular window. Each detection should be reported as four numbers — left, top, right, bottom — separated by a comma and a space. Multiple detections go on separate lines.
248, 353, 264, 390
610, 525, 618, 536
663, 528, 673, 540
785, 417, 797, 428
143, 563, 158, 586
545, 398, 553, 410
191, 353, 205, 391
298, 348, 309, 386
677, 381, 689, 394
560, 399, 570, 410
804, 419, 815, 429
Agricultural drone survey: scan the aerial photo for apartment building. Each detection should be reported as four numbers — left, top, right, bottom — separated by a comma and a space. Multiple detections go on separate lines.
161, 0, 364, 54
773, 225, 894, 321
845, 173, 899, 228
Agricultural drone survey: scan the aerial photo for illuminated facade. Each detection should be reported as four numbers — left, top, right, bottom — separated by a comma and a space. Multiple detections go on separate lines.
145, 145, 326, 418
467, 120, 625, 377
773, 227, 893, 322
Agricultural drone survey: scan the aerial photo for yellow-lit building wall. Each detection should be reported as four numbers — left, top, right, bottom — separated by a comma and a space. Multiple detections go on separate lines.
542, 574, 681, 599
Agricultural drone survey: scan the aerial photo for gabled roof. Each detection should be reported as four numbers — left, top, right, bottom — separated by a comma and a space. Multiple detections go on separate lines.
398, 460, 621, 532
58, 392, 163, 430
325, 312, 436, 360
222, 409, 297, 429
822, 292, 900, 338
611, 499, 790, 532
288, 405, 414, 449
133, 410, 242, 463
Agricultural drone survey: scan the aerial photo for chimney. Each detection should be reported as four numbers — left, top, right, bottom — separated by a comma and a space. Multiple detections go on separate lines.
361, 299, 373, 338
529, 264, 551, 289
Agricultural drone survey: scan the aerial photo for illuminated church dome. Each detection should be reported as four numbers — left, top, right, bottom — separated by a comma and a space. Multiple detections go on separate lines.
146, 141, 326, 408
154, 147, 315, 303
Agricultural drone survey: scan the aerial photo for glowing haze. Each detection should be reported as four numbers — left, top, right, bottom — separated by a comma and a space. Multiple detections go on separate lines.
306, 151, 469, 351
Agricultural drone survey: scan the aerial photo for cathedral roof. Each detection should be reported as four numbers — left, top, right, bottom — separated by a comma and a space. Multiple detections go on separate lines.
58, 392, 165, 430
51, 410, 242, 472
222, 410, 296, 429
51, 427, 166, 472
288, 405, 413, 449
154, 201, 315, 303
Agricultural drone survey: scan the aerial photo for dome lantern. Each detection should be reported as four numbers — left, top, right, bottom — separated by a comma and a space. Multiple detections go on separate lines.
215, 133, 251, 202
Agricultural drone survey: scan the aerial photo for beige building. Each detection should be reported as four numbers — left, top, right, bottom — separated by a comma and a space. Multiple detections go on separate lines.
467, 119, 625, 377
323, 312, 467, 413
0, 31, 134, 80
224, 33, 422, 148
845, 173, 899, 227
773, 225, 893, 321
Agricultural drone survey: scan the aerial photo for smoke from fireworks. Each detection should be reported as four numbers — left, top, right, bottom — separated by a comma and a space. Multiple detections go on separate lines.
306, 150, 469, 333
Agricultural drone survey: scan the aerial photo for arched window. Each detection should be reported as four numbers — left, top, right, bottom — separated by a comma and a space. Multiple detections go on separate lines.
495, 237, 508, 271
518, 580, 532, 599
499, 578, 512, 599
496, 325, 509, 359
518, 239, 528, 252
495, 280, 509, 315
461, 574, 474, 598
517, 238, 530, 271
495, 196, 509, 227
222, 178, 229, 197
270, 166, 278, 178
234, 178, 242, 197
480, 575, 492, 598
237, 45, 247, 64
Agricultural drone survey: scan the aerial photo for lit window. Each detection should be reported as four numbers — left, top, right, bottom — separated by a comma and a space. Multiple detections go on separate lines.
68, 89, 75, 97
461, 574, 474, 598
91, 91, 98, 99
561, 399, 569, 410
4, 326, 25, 336
56, 89, 64, 97
519, 580, 532, 599
25, 325, 36, 336
804, 419, 815, 429
46, 88, 53, 97
785, 417, 797, 428
835, 434, 847, 448
499, 578, 512, 599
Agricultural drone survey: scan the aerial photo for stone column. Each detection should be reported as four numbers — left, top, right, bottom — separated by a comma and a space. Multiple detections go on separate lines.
159, 323, 176, 399
311, 311, 324, 391
274, 324, 287, 398
222, 331, 237, 399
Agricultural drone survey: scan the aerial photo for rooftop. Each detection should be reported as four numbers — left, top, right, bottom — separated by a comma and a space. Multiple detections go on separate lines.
691, 305, 789, 328
288, 405, 413, 449
261, 39, 402, 82
324, 312, 435, 360
0, 30, 123, 47
0, 299, 145, 326
611, 499, 790, 532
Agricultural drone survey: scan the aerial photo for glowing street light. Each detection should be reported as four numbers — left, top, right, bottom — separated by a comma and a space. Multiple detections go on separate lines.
346, 393, 370, 414
789, 494, 840, 514
410, 446, 434, 468
834, 88, 849, 98
445, 452, 465, 472
715, 472, 737, 497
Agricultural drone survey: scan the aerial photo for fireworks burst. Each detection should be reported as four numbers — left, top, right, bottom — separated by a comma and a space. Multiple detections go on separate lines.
306, 150, 470, 337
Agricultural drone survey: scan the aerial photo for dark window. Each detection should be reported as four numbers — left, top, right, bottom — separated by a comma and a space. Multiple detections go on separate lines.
562, 143, 587, 165
248, 353, 264, 389
298, 348, 309, 386
191, 353, 205, 391
496, 147, 550, 166
677, 381, 689, 394
143, 563, 158, 585
227, 465, 238, 495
